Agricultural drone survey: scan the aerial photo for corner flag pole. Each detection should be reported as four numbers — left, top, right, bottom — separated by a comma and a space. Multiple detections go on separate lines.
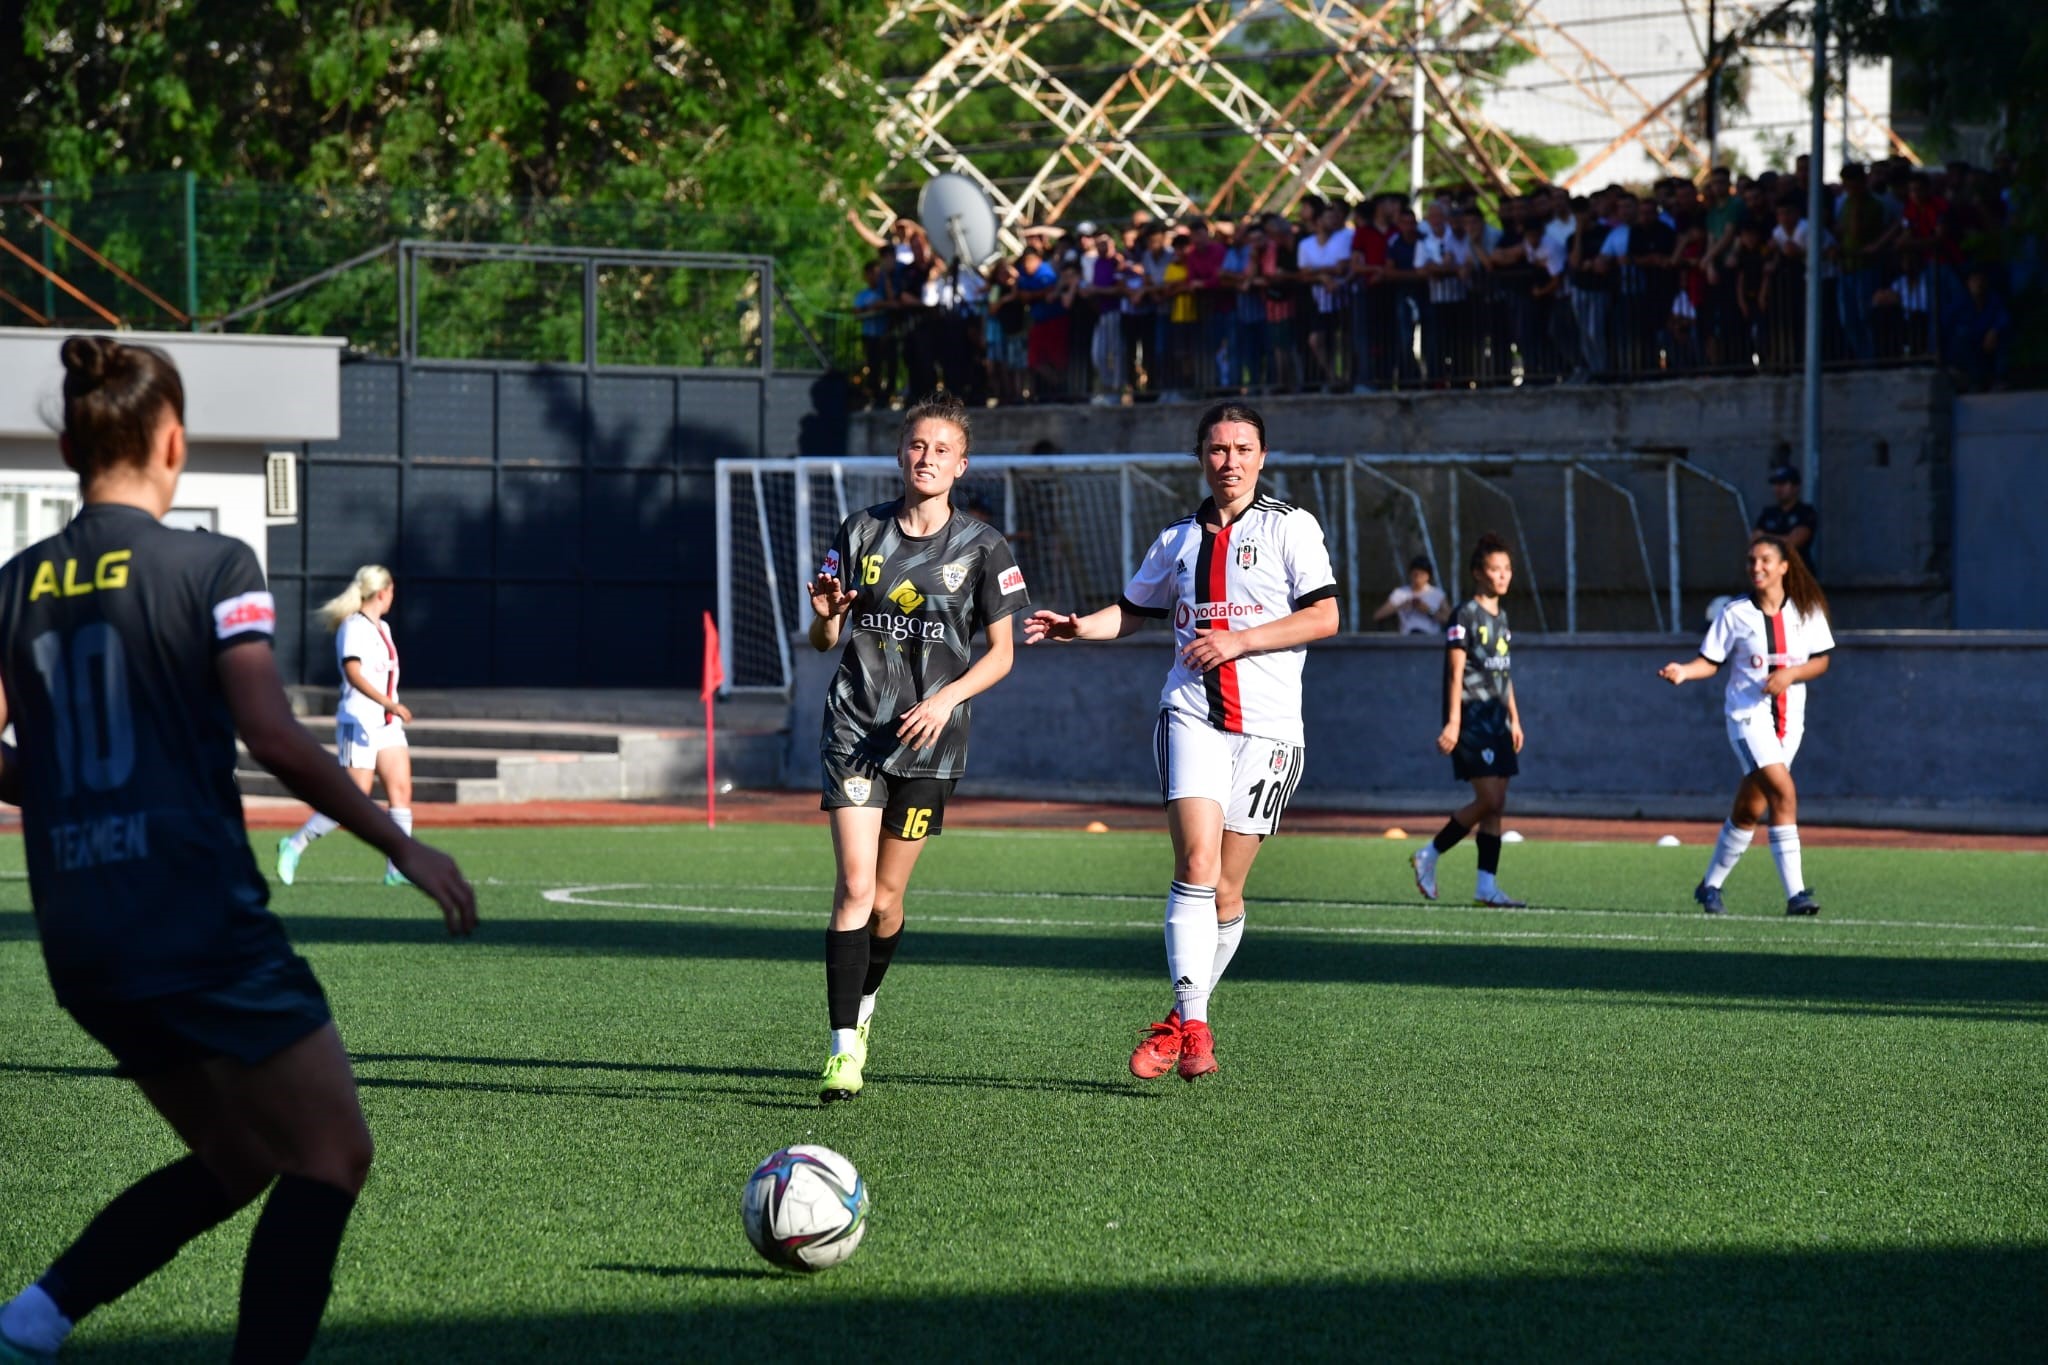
701, 611, 725, 829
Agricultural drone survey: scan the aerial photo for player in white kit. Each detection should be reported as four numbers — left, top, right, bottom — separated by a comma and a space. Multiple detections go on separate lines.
1026, 402, 1339, 1080
276, 565, 417, 888
1658, 534, 1835, 915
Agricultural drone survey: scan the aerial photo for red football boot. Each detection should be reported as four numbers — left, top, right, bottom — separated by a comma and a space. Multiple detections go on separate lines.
1129, 1009, 1183, 1079
1177, 1019, 1218, 1080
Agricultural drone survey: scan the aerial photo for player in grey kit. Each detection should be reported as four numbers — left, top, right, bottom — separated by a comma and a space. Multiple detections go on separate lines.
807, 396, 1028, 1103
1411, 532, 1527, 907
0, 337, 475, 1365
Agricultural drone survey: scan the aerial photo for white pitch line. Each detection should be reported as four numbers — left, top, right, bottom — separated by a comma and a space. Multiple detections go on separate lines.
538, 885, 2048, 953
538, 878, 2048, 938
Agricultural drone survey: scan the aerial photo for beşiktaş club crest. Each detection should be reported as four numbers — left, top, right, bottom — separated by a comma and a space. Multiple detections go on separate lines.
1235, 541, 1259, 570
940, 560, 969, 593
1270, 746, 1288, 774
842, 776, 873, 805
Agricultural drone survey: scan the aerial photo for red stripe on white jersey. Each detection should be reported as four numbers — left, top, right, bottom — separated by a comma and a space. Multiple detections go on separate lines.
1768, 609, 1788, 739
1207, 522, 1244, 732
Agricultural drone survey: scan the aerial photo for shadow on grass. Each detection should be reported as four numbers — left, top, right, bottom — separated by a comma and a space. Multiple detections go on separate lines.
586, 1262, 774, 1280
0, 1057, 1158, 1105
3, 912, 2042, 1023
66, 1243, 2048, 1363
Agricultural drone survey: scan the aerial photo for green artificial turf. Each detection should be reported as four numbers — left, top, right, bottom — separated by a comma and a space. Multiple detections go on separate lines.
1, 823, 2043, 1362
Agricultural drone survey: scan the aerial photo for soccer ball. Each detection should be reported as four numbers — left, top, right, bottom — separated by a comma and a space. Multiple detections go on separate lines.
741, 1145, 869, 1272
1706, 593, 1736, 626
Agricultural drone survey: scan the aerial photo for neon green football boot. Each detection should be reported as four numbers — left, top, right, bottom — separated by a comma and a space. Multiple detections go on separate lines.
819, 1050, 864, 1104
853, 1019, 871, 1068
383, 866, 410, 888
275, 837, 302, 886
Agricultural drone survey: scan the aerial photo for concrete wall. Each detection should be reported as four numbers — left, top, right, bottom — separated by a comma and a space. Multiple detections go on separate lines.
786, 630, 2048, 832
1952, 392, 2048, 630
0, 327, 345, 577
848, 369, 1954, 628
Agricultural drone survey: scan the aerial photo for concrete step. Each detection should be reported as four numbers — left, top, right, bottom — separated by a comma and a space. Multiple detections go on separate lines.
236, 769, 504, 804
236, 724, 787, 804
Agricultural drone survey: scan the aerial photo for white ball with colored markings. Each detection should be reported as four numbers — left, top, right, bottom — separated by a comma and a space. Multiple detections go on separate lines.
742, 1145, 868, 1272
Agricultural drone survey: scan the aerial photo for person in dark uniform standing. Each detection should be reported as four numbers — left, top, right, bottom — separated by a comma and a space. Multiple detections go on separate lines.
806, 395, 1027, 1104
1753, 464, 1817, 564
0, 337, 475, 1365
1411, 532, 1527, 908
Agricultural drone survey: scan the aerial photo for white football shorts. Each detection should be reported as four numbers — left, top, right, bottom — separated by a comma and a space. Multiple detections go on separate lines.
1154, 706, 1306, 837
1726, 712, 1802, 774
337, 714, 408, 770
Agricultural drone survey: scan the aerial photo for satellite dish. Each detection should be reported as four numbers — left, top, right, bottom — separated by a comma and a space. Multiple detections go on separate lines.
920, 174, 999, 269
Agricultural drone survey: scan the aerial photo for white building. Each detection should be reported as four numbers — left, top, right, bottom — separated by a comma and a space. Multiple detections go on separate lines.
0, 328, 342, 573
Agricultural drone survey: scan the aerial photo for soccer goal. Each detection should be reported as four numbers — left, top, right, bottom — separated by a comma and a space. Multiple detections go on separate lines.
714, 452, 1746, 694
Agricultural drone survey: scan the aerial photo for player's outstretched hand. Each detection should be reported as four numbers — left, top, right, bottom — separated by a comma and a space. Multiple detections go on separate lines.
1024, 609, 1079, 644
810, 575, 858, 621
1657, 662, 1687, 685
392, 839, 477, 936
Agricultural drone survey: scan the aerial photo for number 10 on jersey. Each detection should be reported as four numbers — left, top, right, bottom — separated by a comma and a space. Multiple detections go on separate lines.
29, 625, 136, 795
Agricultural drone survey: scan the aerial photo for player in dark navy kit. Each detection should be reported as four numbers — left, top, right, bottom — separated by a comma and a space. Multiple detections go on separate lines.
1411, 532, 1528, 908
807, 396, 1026, 1103
0, 337, 475, 1365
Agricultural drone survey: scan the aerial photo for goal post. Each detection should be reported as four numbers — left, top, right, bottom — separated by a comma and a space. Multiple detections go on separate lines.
714, 452, 1744, 694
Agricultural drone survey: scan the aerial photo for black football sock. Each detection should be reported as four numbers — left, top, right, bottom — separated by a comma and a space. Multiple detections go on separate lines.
861, 926, 903, 997
40, 1155, 247, 1322
825, 928, 869, 1031
1432, 817, 1471, 854
229, 1175, 358, 1365
1476, 832, 1503, 876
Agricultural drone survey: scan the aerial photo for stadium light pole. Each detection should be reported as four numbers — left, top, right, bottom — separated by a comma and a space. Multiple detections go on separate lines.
1802, 0, 1826, 497
1409, 0, 1427, 198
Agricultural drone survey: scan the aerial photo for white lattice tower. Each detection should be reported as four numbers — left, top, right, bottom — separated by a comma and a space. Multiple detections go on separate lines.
861, 0, 1398, 239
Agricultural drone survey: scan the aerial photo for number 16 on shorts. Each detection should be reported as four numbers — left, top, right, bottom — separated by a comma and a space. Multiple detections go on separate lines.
1154, 707, 1306, 838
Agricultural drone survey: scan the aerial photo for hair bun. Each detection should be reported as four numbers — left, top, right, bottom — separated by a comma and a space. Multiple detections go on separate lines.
60, 335, 118, 386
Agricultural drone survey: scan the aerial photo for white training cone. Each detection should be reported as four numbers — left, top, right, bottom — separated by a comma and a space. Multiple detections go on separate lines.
1655, 834, 1683, 847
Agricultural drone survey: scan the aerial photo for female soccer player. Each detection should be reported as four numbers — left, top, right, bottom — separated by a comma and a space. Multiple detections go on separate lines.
0, 336, 474, 1364
1411, 533, 1527, 908
807, 395, 1027, 1104
276, 565, 415, 887
1658, 534, 1834, 915
1025, 401, 1339, 1082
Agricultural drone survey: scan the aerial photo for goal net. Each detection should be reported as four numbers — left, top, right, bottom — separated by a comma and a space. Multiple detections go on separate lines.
715, 453, 1743, 693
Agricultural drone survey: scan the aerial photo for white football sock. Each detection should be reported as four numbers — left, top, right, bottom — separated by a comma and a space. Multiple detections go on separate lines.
0, 1284, 71, 1355
856, 994, 877, 1027
1703, 820, 1753, 890
829, 1027, 860, 1057
1768, 825, 1804, 896
289, 812, 340, 852
1196, 912, 1245, 1019
1164, 880, 1218, 1024
386, 807, 413, 876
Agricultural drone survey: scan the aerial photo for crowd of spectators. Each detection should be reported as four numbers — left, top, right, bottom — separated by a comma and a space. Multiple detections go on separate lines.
849, 154, 2030, 408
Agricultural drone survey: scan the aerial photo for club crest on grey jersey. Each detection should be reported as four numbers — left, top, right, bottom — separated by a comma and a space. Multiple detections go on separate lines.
820, 502, 1027, 780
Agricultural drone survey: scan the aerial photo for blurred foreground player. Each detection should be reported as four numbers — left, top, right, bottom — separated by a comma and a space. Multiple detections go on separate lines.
0, 337, 475, 1364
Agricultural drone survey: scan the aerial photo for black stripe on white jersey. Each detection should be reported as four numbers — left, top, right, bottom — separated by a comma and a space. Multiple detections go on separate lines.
1193, 514, 1229, 728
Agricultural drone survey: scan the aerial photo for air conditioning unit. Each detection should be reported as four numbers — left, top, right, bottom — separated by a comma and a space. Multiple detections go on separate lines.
265, 451, 299, 519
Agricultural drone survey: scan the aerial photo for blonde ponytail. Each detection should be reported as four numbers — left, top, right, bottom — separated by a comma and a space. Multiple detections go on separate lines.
318, 564, 394, 631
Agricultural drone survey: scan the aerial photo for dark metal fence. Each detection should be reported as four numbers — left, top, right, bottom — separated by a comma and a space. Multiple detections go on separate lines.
830, 258, 1951, 408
